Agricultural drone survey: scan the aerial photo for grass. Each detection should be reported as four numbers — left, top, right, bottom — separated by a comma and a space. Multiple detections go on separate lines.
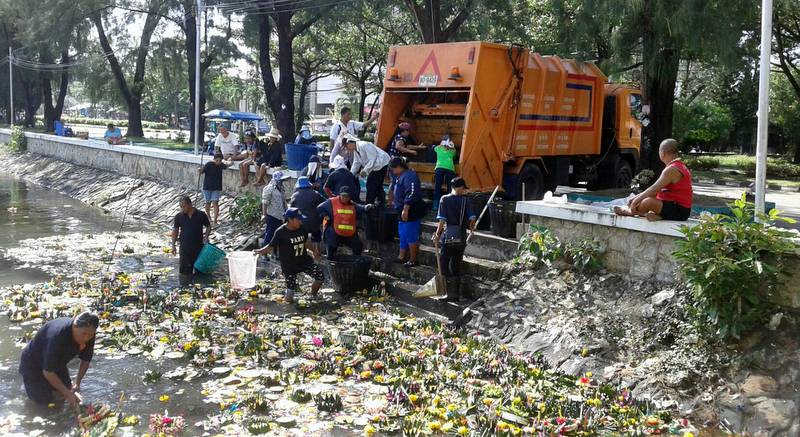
693, 169, 800, 188
126, 137, 193, 152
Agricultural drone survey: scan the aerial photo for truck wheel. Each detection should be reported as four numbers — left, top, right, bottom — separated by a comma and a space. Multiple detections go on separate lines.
614, 160, 633, 189
517, 163, 544, 201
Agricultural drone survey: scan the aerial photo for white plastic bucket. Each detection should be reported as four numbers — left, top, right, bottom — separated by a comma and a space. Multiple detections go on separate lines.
228, 251, 258, 290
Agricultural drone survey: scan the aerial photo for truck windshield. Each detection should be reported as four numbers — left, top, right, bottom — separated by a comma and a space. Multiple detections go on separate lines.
630, 93, 643, 120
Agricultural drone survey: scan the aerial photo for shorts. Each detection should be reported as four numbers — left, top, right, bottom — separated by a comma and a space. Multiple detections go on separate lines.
659, 200, 691, 221
284, 263, 325, 290
22, 369, 70, 404
398, 219, 421, 250
202, 190, 222, 202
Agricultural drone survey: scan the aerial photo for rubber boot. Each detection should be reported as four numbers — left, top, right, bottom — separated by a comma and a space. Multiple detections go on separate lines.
436, 277, 460, 302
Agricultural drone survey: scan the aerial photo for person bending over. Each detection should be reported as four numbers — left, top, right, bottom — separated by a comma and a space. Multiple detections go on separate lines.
614, 138, 692, 221
19, 312, 99, 408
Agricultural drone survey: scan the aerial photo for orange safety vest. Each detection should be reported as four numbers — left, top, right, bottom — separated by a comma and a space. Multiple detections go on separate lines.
331, 196, 356, 237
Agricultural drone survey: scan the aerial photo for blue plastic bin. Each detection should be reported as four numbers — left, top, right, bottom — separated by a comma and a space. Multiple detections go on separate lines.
193, 243, 226, 274
285, 143, 319, 171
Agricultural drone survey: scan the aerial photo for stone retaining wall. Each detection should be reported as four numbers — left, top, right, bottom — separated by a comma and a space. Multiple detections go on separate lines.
0, 129, 295, 194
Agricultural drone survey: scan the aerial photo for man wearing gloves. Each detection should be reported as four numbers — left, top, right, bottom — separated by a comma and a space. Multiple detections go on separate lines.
345, 134, 390, 206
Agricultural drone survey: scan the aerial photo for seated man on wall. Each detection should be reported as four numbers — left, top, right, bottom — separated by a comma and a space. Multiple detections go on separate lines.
614, 138, 692, 221
104, 123, 124, 145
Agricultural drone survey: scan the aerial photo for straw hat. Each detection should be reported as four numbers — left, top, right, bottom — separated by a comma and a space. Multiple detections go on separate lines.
266, 127, 282, 140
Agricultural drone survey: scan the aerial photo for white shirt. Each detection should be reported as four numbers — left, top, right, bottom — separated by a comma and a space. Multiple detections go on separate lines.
214, 132, 239, 156
329, 120, 365, 163
351, 141, 390, 176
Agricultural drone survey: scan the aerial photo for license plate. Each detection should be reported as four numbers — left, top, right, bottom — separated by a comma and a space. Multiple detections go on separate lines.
418, 74, 438, 87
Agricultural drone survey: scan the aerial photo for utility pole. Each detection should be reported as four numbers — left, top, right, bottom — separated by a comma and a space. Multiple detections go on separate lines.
193, 0, 204, 155
8, 46, 13, 126
754, 0, 773, 220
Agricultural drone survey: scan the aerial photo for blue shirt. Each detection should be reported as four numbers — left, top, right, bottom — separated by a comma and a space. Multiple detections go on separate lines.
19, 317, 94, 376
391, 169, 422, 211
104, 127, 122, 139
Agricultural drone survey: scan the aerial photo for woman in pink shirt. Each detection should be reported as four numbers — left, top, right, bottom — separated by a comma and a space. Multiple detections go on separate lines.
615, 138, 692, 221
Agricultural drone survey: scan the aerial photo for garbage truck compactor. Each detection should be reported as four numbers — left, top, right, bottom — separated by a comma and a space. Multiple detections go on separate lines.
374, 41, 643, 200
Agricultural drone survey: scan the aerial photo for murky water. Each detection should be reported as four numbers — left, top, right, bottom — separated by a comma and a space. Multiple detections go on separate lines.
0, 173, 214, 435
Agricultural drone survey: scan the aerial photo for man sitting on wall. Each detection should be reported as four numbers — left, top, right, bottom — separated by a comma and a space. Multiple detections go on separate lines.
104, 123, 124, 145
614, 138, 693, 221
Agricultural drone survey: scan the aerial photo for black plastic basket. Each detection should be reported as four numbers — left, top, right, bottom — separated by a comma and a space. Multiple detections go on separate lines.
489, 200, 520, 238
365, 208, 398, 242
328, 255, 373, 296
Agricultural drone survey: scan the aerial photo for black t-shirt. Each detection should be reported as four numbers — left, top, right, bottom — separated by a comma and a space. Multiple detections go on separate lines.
268, 224, 313, 274
173, 209, 210, 247
202, 161, 226, 191
19, 317, 94, 376
266, 141, 283, 167
324, 168, 360, 199
253, 140, 270, 166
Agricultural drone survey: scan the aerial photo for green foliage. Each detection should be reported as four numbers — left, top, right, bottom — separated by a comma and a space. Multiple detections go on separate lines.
673, 100, 734, 151
630, 169, 656, 193
229, 193, 262, 227
682, 156, 719, 171
674, 195, 798, 340
564, 238, 605, 272
6, 126, 27, 153
44, 116, 169, 130
517, 225, 604, 271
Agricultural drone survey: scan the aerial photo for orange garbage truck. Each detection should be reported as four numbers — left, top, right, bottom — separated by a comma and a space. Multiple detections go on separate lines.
375, 41, 643, 200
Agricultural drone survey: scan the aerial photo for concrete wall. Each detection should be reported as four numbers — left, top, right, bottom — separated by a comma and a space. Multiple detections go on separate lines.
517, 216, 679, 282
0, 129, 296, 195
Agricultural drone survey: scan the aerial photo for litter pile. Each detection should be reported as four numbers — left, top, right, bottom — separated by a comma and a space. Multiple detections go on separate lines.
0, 235, 698, 435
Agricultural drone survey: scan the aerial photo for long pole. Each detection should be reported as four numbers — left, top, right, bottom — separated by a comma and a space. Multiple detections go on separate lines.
193, 0, 203, 155
754, 0, 773, 220
8, 46, 13, 126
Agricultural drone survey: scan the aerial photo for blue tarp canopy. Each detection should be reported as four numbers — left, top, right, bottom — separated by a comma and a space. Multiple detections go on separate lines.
202, 109, 263, 121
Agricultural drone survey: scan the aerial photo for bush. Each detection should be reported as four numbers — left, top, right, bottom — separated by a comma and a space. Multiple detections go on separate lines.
229, 192, 262, 227
673, 195, 798, 340
683, 156, 719, 171
630, 169, 656, 193
36, 116, 169, 130
6, 126, 27, 153
516, 225, 604, 271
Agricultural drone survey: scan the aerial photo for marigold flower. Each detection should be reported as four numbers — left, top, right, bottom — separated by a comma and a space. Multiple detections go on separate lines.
408, 394, 419, 403
159, 394, 170, 402
428, 420, 442, 431
457, 425, 469, 435
363, 424, 376, 436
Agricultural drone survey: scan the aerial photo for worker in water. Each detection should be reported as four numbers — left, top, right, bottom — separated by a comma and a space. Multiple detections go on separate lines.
254, 208, 325, 303
432, 177, 477, 302
388, 157, 426, 267
614, 138, 692, 221
388, 122, 426, 158
171, 196, 211, 275
324, 156, 361, 200
317, 186, 373, 258
345, 134, 391, 206
19, 312, 99, 407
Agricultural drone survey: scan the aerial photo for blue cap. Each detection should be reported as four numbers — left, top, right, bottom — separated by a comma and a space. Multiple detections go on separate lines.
296, 176, 311, 189
283, 207, 306, 220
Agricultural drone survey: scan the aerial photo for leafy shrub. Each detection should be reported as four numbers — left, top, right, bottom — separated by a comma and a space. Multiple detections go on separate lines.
6, 125, 27, 153
683, 156, 719, 171
229, 192, 262, 227
36, 116, 169, 130
630, 169, 656, 193
564, 238, 605, 272
517, 225, 604, 271
674, 195, 798, 340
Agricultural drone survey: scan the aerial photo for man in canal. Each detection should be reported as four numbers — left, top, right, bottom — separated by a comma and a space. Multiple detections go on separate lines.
171, 196, 212, 275
318, 186, 372, 258
254, 207, 325, 303
19, 312, 99, 407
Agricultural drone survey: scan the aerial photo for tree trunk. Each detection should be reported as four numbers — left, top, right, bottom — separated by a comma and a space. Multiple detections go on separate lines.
404, 0, 472, 43
639, 0, 680, 173
296, 76, 309, 131
358, 80, 368, 122
40, 51, 70, 132
183, 0, 205, 145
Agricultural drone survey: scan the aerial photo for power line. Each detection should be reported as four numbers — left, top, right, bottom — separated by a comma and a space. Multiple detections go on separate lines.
214, 0, 351, 15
